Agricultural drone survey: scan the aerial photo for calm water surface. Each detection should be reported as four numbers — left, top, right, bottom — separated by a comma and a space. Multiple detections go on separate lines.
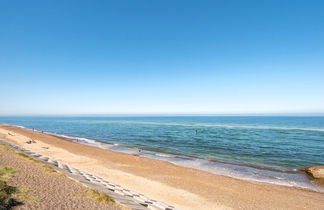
1, 116, 323, 191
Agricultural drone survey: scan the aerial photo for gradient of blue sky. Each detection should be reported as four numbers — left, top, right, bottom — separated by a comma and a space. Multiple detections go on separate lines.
0, 0, 324, 115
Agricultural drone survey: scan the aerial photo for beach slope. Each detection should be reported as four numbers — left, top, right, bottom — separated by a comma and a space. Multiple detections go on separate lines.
0, 142, 121, 210
0, 124, 323, 210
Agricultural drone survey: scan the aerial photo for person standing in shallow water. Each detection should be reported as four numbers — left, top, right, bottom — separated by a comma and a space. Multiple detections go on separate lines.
134, 149, 141, 156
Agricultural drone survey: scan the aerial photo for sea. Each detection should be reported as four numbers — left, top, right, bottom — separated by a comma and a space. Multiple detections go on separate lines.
0, 116, 323, 192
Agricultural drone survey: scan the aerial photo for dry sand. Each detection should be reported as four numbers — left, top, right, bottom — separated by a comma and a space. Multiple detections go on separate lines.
0, 142, 122, 210
1, 124, 324, 210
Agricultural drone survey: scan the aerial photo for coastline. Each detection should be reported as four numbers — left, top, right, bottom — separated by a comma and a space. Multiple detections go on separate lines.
1, 124, 324, 209
6, 123, 322, 192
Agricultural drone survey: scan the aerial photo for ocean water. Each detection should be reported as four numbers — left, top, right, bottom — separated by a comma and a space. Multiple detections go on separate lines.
1, 116, 323, 191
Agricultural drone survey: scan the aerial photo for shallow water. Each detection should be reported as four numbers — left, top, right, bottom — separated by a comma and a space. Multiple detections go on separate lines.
1, 116, 323, 191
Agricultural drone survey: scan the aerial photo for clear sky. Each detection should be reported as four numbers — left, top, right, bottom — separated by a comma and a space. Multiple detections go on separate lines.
1, 0, 324, 116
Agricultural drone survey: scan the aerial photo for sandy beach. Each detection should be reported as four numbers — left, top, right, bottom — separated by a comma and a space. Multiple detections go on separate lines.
0, 124, 323, 210
0, 137, 122, 210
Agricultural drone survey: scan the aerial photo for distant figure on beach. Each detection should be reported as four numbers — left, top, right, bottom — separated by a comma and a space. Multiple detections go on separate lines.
134, 148, 141, 156
26, 139, 36, 144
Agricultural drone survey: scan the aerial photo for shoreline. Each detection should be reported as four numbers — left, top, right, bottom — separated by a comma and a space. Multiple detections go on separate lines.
6, 124, 322, 193
1, 124, 324, 209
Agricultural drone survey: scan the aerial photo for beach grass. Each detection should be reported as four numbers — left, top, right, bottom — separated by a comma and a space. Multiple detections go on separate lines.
85, 189, 115, 205
0, 144, 14, 152
17, 153, 61, 175
0, 166, 19, 209
0, 166, 39, 209
0, 166, 16, 182
0, 144, 62, 175
1, 142, 119, 208
1, 143, 121, 207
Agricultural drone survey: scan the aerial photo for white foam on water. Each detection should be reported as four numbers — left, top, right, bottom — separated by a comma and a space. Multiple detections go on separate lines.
152, 156, 324, 193
155, 153, 174, 158
3, 124, 26, 129
110, 146, 140, 155
14, 125, 26, 129
11, 124, 115, 150
82, 120, 324, 132
9, 124, 324, 193
51, 133, 115, 149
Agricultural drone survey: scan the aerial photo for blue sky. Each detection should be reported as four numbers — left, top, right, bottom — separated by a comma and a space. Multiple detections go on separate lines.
0, 0, 324, 115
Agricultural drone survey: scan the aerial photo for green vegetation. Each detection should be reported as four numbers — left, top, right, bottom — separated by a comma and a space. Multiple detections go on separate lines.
17, 153, 60, 175
17, 153, 38, 162
0, 166, 16, 182
85, 189, 115, 205
0, 166, 39, 209
0, 146, 42, 209
0, 144, 59, 175
0, 145, 59, 175
0, 167, 20, 209
0, 144, 14, 152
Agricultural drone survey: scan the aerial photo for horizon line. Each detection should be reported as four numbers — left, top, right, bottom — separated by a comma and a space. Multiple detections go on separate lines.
1, 112, 324, 117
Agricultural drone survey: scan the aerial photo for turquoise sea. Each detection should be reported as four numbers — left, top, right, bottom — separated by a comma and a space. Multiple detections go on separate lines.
1, 116, 323, 191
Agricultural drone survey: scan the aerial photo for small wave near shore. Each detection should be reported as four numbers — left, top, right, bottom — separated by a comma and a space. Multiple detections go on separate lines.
8, 124, 324, 193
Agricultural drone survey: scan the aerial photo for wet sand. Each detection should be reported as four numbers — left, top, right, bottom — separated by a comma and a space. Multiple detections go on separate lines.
1, 124, 324, 210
